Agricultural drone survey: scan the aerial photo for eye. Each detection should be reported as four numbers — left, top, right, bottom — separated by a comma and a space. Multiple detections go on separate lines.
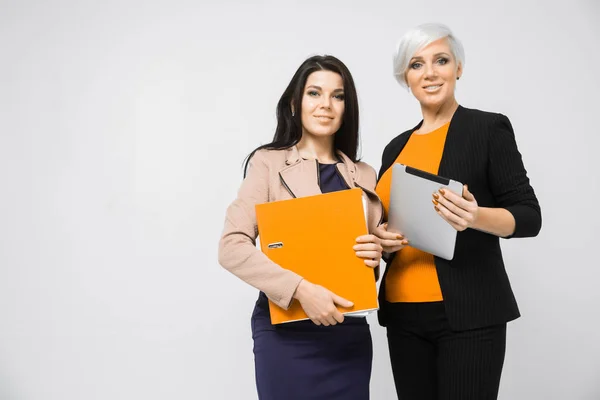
436, 57, 449, 65
307, 90, 319, 97
333, 93, 345, 101
410, 62, 422, 69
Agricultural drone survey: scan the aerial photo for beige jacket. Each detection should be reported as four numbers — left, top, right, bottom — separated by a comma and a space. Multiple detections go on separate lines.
218, 146, 384, 310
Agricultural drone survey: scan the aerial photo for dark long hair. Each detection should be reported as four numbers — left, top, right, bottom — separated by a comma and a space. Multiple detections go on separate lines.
243, 55, 360, 176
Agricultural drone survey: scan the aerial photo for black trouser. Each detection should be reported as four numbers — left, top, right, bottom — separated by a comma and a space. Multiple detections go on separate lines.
386, 301, 506, 400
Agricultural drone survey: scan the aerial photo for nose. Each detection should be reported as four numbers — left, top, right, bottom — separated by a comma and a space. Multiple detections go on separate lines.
320, 95, 332, 109
424, 62, 437, 79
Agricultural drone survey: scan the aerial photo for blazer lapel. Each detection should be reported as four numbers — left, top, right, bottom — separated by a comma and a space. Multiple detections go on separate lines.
383, 105, 467, 180
334, 150, 356, 188
438, 105, 467, 177
278, 146, 321, 198
380, 122, 421, 177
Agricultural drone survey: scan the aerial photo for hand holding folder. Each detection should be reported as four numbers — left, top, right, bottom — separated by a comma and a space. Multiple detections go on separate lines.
255, 188, 379, 324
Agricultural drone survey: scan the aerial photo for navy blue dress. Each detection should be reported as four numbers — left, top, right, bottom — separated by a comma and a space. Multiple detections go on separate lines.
251, 162, 372, 400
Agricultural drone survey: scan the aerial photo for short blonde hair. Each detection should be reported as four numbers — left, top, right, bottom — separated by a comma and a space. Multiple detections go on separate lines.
393, 23, 465, 88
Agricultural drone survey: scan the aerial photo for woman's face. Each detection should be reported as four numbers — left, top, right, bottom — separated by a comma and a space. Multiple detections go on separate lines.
405, 38, 462, 109
300, 70, 345, 139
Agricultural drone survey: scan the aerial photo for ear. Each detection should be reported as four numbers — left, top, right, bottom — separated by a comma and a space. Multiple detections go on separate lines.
456, 62, 463, 80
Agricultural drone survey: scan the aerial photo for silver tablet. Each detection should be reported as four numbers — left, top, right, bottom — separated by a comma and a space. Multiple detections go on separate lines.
388, 164, 464, 260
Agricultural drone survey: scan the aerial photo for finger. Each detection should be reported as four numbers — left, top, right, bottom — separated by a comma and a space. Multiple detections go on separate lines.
327, 315, 338, 326
385, 225, 404, 236
355, 234, 380, 244
380, 231, 404, 240
376, 222, 389, 232
380, 239, 404, 248
382, 240, 408, 253
373, 228, 404, 240
435, 194, 470, 220
435, 202, 467, 230
353, 243, 383, 252
353, 242, 382, 250
321, 314, 335, 326
364, 259, 380, 268
333, 310, 344, 324
311, 318, 322, 326
462, 184, 475, 201
355, 250, 381, 260
437, 188, 469, 208
385, 245, 405, 253
438, 188, 469, 210
331, 293, 353, 308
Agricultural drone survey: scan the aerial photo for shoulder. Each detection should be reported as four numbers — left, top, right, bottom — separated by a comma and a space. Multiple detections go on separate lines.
382, 128, 413, 157
355, 160, 377, 182
249, 148, 289, 167
458, 106, 511, 126
454, 106, 515, 142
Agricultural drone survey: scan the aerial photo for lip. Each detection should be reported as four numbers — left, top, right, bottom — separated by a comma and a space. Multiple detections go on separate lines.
314, 115, 334, 119
422, 83, 443, 92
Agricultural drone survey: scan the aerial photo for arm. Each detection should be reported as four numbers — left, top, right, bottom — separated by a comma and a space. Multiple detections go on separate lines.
219, 152, 360, 326
471, 207, 515, 238
434, 114, 542, 238
486, 114, 541, 238
218, 151, 303, 310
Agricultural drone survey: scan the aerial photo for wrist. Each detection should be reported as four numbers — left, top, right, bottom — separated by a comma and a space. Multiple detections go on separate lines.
293, 279, 309, 300
472, 206, 481, 228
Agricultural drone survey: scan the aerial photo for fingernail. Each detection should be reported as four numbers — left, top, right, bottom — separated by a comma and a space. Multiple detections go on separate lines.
353, 245, 358, 250
432, 199, 439, 206
432, 193, 439, 199
439, 189, 446, 195
396, 235, 403, 240
402, 240, 408, 245
434, 205, 440, 212
464, 184, 469, 190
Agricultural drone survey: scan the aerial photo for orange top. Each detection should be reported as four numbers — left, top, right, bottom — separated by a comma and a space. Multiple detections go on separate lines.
375, 122, 450, 302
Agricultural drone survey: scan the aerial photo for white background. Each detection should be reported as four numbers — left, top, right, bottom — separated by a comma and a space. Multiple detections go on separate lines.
1, 0, 599, 399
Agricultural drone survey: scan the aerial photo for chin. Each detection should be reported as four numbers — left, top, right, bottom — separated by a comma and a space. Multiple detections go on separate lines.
307, 127, 338, 137
419, 95, 450, 108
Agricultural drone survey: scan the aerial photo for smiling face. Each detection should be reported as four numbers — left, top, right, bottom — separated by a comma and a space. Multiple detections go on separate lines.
405, 37, 462, 109
299, 70, 345, 140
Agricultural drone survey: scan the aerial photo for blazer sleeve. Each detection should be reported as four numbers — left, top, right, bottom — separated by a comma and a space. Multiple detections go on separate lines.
218, 151, 303, 309
487, 114, 542, 238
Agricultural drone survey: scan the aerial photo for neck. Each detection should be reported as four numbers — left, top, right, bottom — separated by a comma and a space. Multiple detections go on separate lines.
418, 98, 459, 133
297, 133, 337, 163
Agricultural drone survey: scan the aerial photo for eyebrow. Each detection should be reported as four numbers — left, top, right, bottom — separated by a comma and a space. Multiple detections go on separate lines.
410, 52, 451, 61
306, 85, 344, 92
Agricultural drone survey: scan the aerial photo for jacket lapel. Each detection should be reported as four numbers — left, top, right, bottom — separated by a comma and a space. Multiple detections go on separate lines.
380, 122, 420, 178
278, 146, 321, 198
334, 150, 356, 188
438, 105, 466, 177
382, 105, 467, 179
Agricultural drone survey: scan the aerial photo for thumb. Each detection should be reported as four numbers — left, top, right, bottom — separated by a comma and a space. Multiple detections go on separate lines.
463, 184, 475, 201
331, 292, 353, 308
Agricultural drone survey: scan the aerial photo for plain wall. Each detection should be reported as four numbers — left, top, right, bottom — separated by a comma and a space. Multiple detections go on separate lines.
1, 0, 598, 398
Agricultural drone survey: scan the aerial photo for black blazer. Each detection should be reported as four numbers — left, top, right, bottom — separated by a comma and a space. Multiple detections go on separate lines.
377, 105, 542, 331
